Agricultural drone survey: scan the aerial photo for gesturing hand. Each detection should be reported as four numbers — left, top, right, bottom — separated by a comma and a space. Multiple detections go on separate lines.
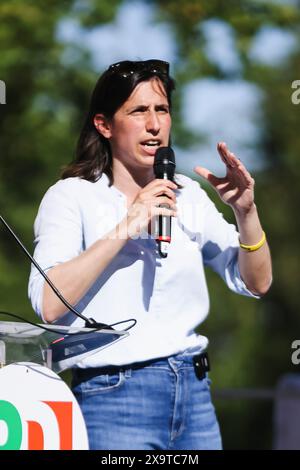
193, 142, 255, 214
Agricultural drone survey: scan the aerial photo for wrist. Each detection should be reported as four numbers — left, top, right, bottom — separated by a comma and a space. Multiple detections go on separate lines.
239, 230, 266, 252
118, 216, 132, 241
233, 202, 257, 219
120, 213, 146, 240
106, 217, 131, 242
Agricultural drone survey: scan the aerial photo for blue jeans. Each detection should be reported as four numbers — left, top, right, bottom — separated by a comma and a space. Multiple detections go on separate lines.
72, 351, 222, 450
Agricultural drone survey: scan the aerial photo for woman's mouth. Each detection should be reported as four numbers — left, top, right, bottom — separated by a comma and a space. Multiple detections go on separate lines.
140, 139, 161, 156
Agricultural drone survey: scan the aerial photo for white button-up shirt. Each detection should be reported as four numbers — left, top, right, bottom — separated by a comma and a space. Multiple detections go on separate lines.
28, 173, 259, 368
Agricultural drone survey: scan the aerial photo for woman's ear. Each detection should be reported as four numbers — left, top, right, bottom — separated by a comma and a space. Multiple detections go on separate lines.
94, 114, 112, 139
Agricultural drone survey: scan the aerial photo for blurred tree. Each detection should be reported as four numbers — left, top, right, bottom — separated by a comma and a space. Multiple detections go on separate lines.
0, 0, 122, 320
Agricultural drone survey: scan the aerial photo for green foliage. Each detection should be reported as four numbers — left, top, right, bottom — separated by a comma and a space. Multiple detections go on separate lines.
0, 0, 121, 313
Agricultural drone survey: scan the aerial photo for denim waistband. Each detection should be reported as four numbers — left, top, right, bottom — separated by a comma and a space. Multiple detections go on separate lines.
72, 350, 209, 386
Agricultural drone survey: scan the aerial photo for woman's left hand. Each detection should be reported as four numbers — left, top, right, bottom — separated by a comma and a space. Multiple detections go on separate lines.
193, 142, 255, 214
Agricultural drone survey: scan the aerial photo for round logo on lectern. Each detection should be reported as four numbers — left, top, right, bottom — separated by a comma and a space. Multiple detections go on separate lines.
0, 363, 89, 450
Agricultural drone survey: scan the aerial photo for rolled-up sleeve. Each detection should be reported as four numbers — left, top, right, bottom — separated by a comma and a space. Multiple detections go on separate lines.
198, 186, 260, 299
28, 180, 83, 320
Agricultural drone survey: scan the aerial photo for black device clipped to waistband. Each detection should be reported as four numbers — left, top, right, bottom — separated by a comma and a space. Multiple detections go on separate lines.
193, 352, 210, 380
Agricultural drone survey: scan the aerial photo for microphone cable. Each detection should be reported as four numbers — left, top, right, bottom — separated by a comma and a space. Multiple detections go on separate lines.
0, 213, 137, 336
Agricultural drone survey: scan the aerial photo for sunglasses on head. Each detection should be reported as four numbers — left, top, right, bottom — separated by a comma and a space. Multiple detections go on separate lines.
108, 60, 170, 78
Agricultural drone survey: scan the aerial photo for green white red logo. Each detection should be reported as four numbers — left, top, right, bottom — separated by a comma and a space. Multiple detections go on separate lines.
0, 400, 73, 450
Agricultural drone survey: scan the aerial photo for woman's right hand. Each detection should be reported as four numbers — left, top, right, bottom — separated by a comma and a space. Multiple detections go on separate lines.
125, 179, 178, 238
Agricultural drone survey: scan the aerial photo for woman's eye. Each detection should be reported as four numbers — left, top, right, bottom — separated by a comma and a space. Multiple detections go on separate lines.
157, 107, 169, 113
130, 106, 169, 114
132, 108, 146, 113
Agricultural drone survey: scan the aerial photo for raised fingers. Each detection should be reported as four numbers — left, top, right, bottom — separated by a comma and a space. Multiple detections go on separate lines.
217, 142, 254, 187
217, 142, 239, 168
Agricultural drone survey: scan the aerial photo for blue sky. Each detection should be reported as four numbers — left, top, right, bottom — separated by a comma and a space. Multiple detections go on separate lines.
56, 0, 297, 176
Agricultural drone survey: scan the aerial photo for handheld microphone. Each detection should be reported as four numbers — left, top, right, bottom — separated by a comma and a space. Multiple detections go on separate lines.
153, 147, 176, 258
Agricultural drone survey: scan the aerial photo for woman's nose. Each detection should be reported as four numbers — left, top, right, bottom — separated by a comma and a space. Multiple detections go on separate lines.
145, 111, 160, 133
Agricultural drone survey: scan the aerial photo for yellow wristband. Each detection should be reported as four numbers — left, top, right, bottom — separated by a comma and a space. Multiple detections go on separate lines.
239, 231, 266, 252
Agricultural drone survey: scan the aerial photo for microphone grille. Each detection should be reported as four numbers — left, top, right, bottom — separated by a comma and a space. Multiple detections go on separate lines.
154, 146, 175, 164
153, 146, 176, 179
